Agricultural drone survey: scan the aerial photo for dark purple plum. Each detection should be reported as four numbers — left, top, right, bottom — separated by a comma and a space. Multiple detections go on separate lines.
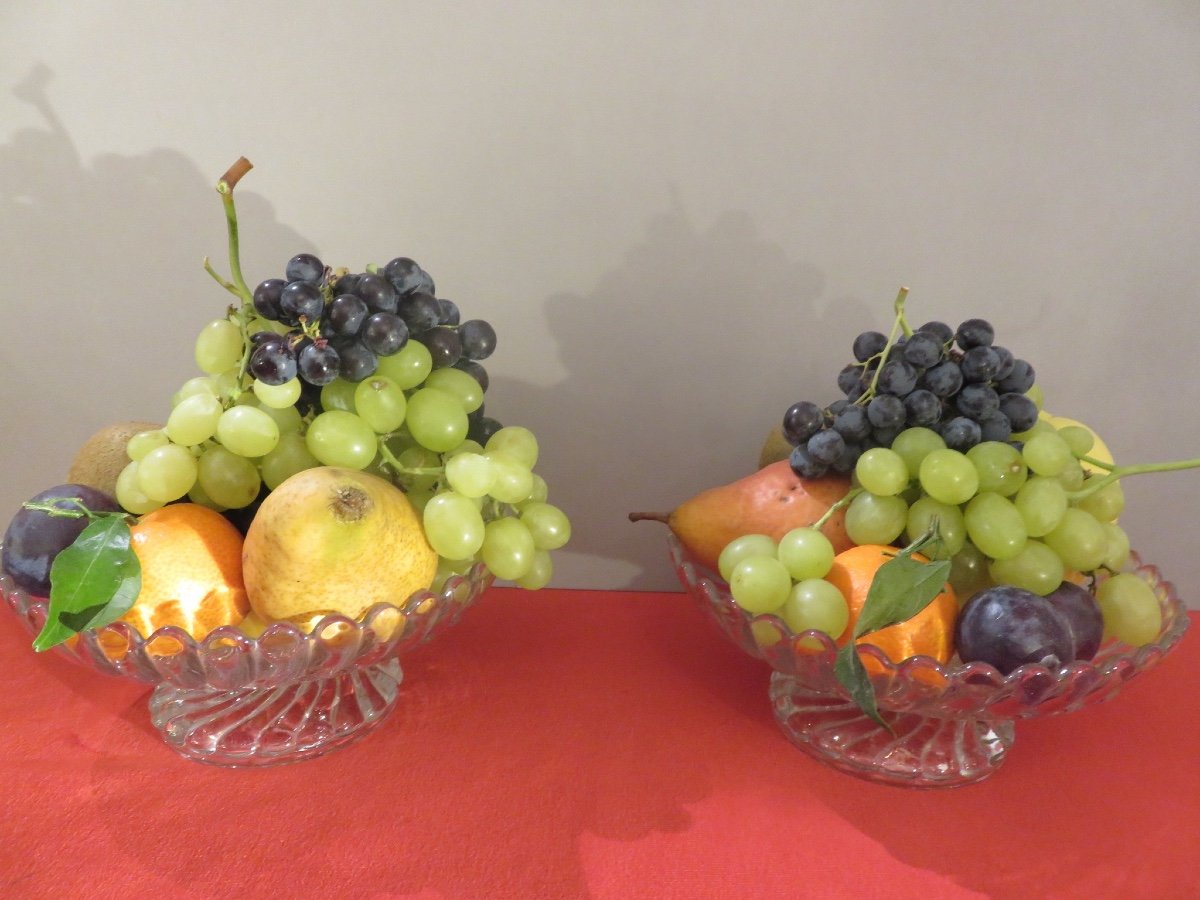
1044, 581, 1105, 661
2, 484, 122, 595
955, 585, 1075, 675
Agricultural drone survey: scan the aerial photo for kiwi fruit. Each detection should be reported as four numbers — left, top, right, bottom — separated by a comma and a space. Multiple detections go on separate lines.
67, 420, 162, 498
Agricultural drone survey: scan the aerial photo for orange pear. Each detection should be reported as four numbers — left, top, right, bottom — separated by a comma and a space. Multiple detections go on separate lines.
630, 460, 853, 572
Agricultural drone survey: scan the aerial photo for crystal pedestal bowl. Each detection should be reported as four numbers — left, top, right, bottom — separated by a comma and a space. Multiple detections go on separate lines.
668, 534, 1189, 789
2, 561, 493, 767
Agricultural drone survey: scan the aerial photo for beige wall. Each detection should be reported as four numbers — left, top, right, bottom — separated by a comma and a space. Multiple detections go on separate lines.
1, 1, 1198, 600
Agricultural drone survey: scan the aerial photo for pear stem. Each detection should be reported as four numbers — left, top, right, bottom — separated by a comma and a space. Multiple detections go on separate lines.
628, 512, 670, 524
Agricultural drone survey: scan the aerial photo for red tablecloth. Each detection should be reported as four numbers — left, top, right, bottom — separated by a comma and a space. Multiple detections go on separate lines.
1, 588, 1195, 899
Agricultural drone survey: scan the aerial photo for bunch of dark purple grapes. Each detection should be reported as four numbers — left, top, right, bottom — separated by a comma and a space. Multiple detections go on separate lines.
248, 252, 497, 388
785, 318, 1039, 478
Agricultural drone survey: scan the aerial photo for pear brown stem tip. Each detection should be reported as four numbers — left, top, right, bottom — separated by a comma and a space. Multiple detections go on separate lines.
628, 512, 670, 524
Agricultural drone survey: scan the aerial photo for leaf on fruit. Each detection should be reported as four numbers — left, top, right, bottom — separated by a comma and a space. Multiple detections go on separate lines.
32, 517, 141, 652
834, 642, 886, 729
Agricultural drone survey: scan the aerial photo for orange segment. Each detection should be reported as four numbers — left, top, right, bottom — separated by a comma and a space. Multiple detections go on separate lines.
825, 543, 958, 667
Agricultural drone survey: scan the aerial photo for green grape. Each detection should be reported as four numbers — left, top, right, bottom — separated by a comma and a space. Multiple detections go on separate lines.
306, 410, 378, 469
126, 429, 169, 462
905, 496, 966, 559
890, 427, 945, 478
1026, 383, 1044, 410
320, 378, 358, 413
949, 542, 993, 601
406, 388, 469, 453
780, 578, 849, 643
424, 368, 484, 413
445, 452, 496, 498
136, 443, 199, 502
1095, 573, 1162, 645
486, 426, 539, 469
165, 392, 223, 446
172, 375, 218, 407
776, 527, 835, 581
187, 479, 226, 511
423, 491, 486, 560
919, 448, 979, 506
517, 549, 554, 590
397, 445, 441, 470
260, 432, 321, 490
194, 318, 244, 375
967, 441, 1027, 497
444, 439, 486, 458
252, 377, 302, 410
431, 555, 476, 592
844, 491, 908, 546
963, 492, 1027, 561
1101, 522, 1131, 571
404, 481, 440, 514
718, 535, 778, 582
518, 501, 571, 550
115, 461, 164, 515
481, 517, 537, 581
1022, 431, 1073, 477
197, 444, 261, 509
527, 473, 549, 503
354, 375, 408, 434
376, 340, 433, 389
728, 555, 791, 614
854, 447, 909, 497
213, 366, 243, 402
1012, 417, 1055, 443
1075, 477, 1125, 523
254, 399, 302, 435
1057, 460, 1086, 492
987, 540, 1064, 596
1056, 424, 1095, 458
485, 451, 534, 504
1044, 508, 1108, 573
216, 406, 280, 458
1014, 476, 1068, 537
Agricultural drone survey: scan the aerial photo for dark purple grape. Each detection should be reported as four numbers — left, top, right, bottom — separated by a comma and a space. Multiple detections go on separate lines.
250, 330, 285, 348
414, 267, 436, 295
782, 401, 823, 446
355, 272, 398, 314
467, 414, 504, 445
871, 425, 902, 447
956, 318, 994, 349
397, 292, 442, 334
2, 485, 122, 595
955, 585, 1075, 675
917, 320, 954, 345
249, 342, 297, 386
360, 312, 410, 356
992, 345, 1015, 382
332, 271, 362, 295
806, 429, 845, 465
252, 278, 286, 320
941, 416, 982, 451
960, 345, 1000, 383
335, 340, 378, 382
903, 389, 941, 427
903, 331, 944, 368
285, 253, 325, 284
458, 319, 497, 360
998, 393, 1039, 432
866, 394, 905, 429
997, 359, 1036, 394
327, 294, 369, 337
420, 325, 462, 368
852, 330, 887, 362
830, 440, 865, 474
832, 404, 871, 442
280, 281, 325, 324
297, 341, 340, 386
1043, 581, 1104, 661
383, 257, 424, 294
876, 358, 918, 395
978, 412, 1013, 442
454, 359, 489, 392
921, 360, 963, 398
837, 364, 865, 396
956, 383, 1000, 420
437, 298, 461, 325
789, 443, 829, 479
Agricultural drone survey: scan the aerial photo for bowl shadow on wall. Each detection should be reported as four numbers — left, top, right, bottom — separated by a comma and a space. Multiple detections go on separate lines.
488, 196, 875, 590
0, 65, 313, 518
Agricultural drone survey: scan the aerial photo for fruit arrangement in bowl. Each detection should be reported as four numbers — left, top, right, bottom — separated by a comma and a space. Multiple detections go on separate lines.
635, 289, 1191, 788
0, 159, 571, 767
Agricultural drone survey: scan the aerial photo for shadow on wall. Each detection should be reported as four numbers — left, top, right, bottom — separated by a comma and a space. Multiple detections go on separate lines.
0, 65, 312, 518
490, 195, 874, 589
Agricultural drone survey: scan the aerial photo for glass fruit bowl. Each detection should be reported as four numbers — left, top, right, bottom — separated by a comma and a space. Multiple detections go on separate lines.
1, 556, 493, 768
668, 534, 1189, 788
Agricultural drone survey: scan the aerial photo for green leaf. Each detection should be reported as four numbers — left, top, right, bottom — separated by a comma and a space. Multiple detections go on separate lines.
32, 517, 141, 652
855, 554, 953, 638
834, 642, 888, 730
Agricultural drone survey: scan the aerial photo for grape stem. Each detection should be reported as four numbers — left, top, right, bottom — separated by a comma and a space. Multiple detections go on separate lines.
810, 486, 861, 530
376, 441, 444, 480
202, 256, 243, 298
1066, 456, 1200, 501
215, 157, 255, 305
856, 287, 912, 405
